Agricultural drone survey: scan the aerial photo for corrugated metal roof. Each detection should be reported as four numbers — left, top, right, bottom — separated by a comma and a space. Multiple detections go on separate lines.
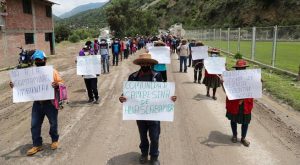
42, 0, 59, 5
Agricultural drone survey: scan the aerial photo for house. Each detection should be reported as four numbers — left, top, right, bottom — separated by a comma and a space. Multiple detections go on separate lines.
0, 0, 57, 69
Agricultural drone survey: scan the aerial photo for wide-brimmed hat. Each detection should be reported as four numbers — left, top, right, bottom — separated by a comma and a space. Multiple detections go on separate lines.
133, 53, 158, 65
154, 40, 166, 46
195, 41, 204, 46
232, 59, 249, 68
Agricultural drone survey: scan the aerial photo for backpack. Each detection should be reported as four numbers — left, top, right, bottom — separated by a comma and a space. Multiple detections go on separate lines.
52, 84, 68, 110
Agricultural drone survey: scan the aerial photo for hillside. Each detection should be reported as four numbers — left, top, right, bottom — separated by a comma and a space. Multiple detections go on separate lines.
59, 2, 107, 19
56, 0, 300, 30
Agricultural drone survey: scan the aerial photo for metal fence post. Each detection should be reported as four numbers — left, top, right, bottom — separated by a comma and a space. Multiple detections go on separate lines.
271, 25, 278, 67
251, 27, 256, 61
227, 28, 230, 54
219, 28, 222, 49
238, 27, 241, 53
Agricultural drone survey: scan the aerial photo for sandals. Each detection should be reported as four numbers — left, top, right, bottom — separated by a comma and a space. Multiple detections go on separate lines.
212, 96, 217, 100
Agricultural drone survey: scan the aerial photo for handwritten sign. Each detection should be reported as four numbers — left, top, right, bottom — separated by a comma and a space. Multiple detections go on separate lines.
77, 55, 101, 75
148, 46, 171, 64
204, 57, 226, 74
146, 43, 154, 49
9, 66, 54, 103
223, 69, 262, 100
123, 81, 175, 121
191, 46, 209, 60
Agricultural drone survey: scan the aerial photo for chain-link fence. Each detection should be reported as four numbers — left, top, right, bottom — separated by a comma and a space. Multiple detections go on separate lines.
185, 25, 300, 74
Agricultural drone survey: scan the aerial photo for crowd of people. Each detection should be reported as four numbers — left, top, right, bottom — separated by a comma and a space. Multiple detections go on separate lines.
8, 33, 255, 165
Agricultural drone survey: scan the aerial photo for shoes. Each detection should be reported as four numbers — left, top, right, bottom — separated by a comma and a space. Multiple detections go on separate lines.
231, 136, 238, 143
88, 98, 94, 103
212, 96, 217, 100
51, 141, 59, 150
27, 146, 43, 156
241, 138, 250, 147
139, 155, 148, 164
198, 81, 201, 84
206, 93, 210, 97
184, 71, 187, 73
193, 80, 196, 83
94, 98, 100, 104
150, 157, 160, 165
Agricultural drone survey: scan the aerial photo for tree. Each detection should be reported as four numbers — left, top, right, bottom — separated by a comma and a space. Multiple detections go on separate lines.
55, 24, 71, 43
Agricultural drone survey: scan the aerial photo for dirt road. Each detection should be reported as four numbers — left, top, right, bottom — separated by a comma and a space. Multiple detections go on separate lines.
0, 42, 300, 165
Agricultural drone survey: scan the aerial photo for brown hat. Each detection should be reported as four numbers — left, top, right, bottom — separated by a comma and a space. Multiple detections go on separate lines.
232, 59, 249, 68
154, 40, 166, 46
133, 53, 158, 65
195, 41, 204, 46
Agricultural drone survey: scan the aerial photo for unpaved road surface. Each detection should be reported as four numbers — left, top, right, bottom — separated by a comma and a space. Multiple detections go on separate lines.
0, 42, 300, 165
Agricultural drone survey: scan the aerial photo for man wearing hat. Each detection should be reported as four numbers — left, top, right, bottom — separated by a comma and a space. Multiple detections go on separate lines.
9, 50, 64, 156
119, 53, 177, 165
223, 59, 253, 147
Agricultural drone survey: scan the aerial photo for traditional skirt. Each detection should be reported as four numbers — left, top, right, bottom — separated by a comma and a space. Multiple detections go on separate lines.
203, 75, 221, 88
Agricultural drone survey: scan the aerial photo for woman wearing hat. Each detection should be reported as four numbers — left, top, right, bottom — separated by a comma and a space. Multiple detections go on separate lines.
119, 53, 177, 165
152, 41, 168, 82
177, 39, 189, 73
192, 41, 204, 83
203, 48, 221, 100
223, 59, 253, 147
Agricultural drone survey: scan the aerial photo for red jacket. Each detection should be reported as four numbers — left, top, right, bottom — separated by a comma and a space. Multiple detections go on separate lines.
226, 98, 254, 115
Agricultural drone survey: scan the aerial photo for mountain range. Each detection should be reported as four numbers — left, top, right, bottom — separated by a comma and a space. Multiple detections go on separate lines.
58, 2, 107, 19
56, 0, 300, 30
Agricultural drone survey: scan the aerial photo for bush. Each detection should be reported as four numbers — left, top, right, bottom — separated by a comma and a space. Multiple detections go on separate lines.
234, 52, 243, 59
55, 24, 71, 43
68, 34, 80, 43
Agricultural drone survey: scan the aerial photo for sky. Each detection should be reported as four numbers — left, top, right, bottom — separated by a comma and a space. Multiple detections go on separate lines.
52, 0, 108, 16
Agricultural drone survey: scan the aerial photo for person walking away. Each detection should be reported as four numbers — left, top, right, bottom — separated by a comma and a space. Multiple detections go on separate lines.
153, 41, 168, 82
222, 59, 253, 147
119, 53, 177, 165
177, 39, 189, 73
188, 39, 196, 67
79, 47, 100, 104
111, 38, 121, 66
99, 39, 110, 73
124, 37, 130, 59
94, 39, 99, 55
202, 48, 221, 100
192, 41, 205, 83
10, 50, 64, 156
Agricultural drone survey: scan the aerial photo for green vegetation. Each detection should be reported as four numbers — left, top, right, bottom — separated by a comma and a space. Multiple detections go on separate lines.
225, 56, 300, 111
68, 34, 80, 43
205, 40, 300, 73
106, 0, 159, 38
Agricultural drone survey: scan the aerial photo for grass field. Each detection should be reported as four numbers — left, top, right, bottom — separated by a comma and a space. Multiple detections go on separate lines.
204, 40, 300, 73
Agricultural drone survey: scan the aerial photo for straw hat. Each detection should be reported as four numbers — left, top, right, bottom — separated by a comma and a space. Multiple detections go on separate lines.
154, 40, 166, 46
133, 53, 158, 65
232, 59, 249, 68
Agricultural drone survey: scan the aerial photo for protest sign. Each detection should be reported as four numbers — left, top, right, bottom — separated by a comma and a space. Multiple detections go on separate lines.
148, 46, 171, 64
123, 81, 175, 121
204, 57, 226, 74
191, 46, 209, 60
223, 69, 262, 100
77, 55, 101, 75
9, 66, 54, 103
146, 43, 154, 49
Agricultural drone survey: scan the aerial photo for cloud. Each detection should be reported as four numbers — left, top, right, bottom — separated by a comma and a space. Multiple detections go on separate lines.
52, 0, 107, 16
